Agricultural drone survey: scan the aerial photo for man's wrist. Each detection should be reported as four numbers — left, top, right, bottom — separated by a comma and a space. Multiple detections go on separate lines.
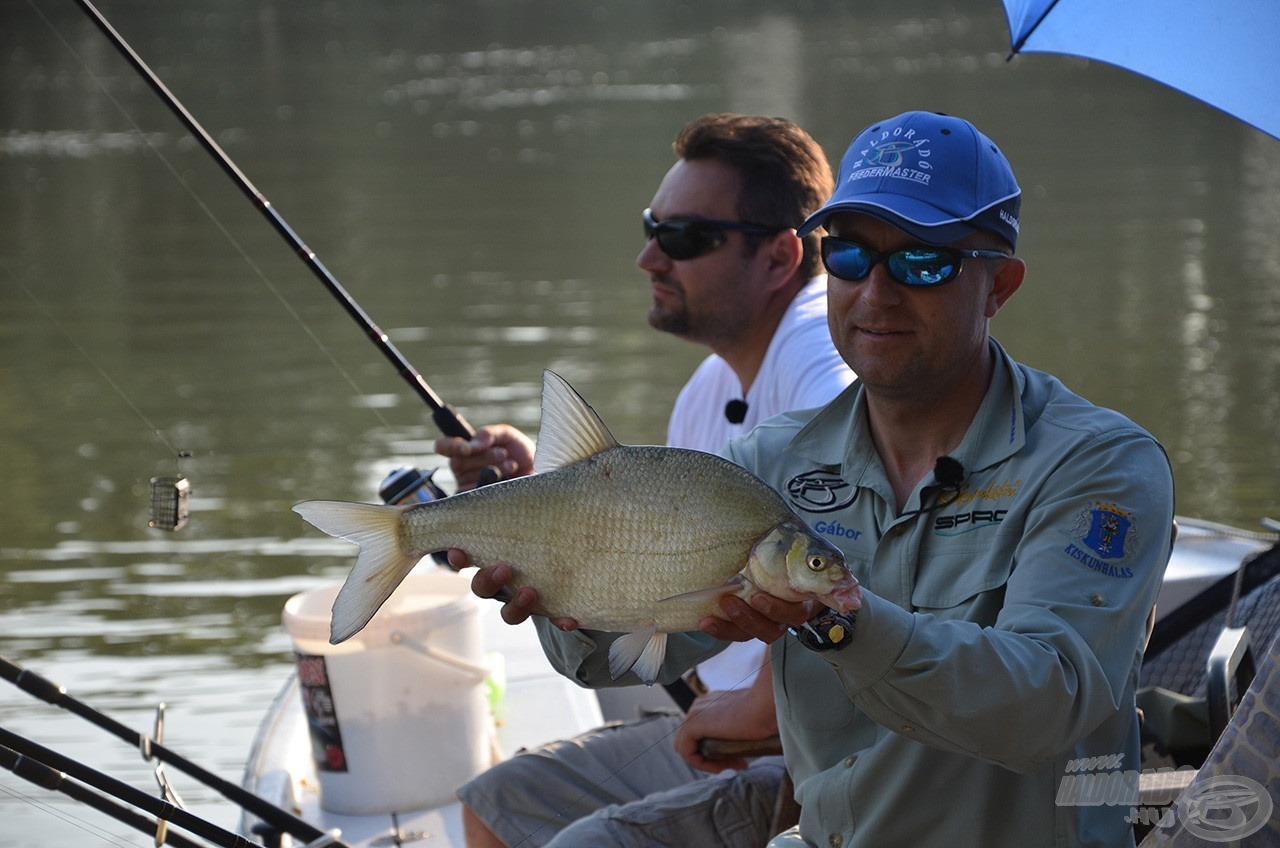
790, 607, 856, 651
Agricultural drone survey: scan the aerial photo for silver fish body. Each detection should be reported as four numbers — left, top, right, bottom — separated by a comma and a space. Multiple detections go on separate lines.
294, 371, 861, 684
399, 445, 837, 631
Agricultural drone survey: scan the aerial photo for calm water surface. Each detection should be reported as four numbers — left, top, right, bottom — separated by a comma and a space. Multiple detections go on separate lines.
3, 1, 1278, 844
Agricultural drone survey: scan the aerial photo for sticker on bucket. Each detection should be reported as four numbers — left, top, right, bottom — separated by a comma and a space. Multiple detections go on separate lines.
295, 651, 347, 772
282, 571, 493, 813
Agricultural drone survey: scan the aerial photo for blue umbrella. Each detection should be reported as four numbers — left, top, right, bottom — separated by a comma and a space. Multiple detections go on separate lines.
1002, 0, 1280, 141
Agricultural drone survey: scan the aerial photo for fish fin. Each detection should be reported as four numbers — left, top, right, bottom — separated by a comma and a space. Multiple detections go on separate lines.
654, 576, 747, 607
533, 370, 621, 473
608, 627, 665, 685
292, 500, 419, 644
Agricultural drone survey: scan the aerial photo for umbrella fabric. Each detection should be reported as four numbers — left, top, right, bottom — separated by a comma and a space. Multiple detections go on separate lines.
1003, 0, 1280, 141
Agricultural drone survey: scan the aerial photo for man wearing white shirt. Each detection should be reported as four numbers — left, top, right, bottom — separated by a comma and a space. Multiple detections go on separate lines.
437, 113, 852, 848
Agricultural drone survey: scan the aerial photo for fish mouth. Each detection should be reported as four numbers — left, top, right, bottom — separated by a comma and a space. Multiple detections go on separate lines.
820, 580, 863, 615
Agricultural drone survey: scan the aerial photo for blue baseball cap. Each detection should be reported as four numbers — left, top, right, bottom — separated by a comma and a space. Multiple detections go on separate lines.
798, 111, 1021, 249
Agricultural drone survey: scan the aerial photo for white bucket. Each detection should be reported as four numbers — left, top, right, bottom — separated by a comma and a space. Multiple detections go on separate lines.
282, 569, 492, 814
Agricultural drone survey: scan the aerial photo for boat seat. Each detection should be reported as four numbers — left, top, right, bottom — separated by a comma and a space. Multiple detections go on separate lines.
1132, 536, 1280, 838
1139, 540, 1280, 768
1137, 628, 1280, 845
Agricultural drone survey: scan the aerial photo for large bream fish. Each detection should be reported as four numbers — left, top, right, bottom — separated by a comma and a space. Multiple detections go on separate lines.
294, 371, 861, 684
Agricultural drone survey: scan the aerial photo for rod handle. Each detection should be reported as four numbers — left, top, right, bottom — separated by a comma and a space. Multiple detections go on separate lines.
433, 405, 475, 440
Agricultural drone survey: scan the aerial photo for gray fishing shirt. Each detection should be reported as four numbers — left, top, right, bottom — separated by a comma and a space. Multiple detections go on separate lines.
535, 340, 1175, 847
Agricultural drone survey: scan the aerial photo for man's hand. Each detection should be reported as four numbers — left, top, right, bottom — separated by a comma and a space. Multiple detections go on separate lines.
698, 594, 823, 643
434, 424, 536, 491
674, 658, 780, 773
452, 550, 579, 631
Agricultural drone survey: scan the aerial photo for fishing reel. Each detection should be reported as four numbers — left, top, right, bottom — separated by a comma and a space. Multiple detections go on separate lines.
378, 462, 502, 505
379, 466, 451, 566
378, 466, 448, 505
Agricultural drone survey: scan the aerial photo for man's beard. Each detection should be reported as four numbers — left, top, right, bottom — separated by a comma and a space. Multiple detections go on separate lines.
649, 300, 739, 348
647, 275, 745, 347
648, 301, 691, 337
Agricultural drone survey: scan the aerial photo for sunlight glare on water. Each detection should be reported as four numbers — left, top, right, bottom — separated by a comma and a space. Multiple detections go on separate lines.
2, 0, 1277, 844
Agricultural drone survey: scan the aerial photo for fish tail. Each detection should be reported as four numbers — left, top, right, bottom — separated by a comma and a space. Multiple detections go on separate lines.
292, 500, 418, 644
608, 627, 666, 685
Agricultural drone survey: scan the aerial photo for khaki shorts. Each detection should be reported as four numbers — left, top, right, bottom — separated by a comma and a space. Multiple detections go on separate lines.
457, 710, 788, 848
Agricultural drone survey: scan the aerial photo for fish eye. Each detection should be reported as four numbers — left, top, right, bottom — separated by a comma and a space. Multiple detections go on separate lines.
806, 554, 827, 572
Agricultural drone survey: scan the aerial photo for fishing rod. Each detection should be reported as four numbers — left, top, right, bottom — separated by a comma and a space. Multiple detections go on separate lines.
72, 0, 476, 442
0, 742, 215, 848
0, 727, 262, 848
0, 655, 351, 847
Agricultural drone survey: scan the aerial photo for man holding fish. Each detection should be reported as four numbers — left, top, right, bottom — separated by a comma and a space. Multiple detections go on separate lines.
466, 110, 1176, 848
436, 113, 855, 847
298, 112, 855, 846
297, 110, 1176, 846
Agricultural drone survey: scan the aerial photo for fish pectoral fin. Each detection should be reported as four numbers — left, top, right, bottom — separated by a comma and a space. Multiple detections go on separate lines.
654, 576, 747, 608
533, 370, 621, 473
292, 500, 419, 644
608, 626, 665, 685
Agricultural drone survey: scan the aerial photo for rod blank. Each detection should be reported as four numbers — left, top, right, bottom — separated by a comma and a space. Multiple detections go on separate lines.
73, 0, 475, 440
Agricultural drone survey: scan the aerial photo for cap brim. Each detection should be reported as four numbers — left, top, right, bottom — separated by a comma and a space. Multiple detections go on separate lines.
797, 197, 980, 245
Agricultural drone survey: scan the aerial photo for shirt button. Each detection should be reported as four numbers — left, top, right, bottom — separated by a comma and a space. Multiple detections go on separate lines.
828, 834, 844, 848
901, 724, 916, 733
843, 755, 857, 768
1090, 593, 1109, 607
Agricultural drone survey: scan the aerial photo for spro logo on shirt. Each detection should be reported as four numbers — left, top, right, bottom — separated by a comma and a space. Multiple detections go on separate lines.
785, 470, 856, 513
934, 509, 1007, 533
932, 479, 1020, 535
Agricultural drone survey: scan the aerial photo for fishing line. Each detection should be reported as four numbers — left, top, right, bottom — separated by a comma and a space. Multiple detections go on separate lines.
0, 734, 242, 848
21, 0, 394, 437
0, 779, 141, 848
10, 273, 181, 459
53, 0, 481, 445
0, 656, 346, 846
7, 266, 192, 530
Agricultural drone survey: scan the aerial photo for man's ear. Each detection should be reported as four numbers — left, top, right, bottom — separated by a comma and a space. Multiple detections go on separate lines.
761, 229, 804, 288
986, 256, 1026, 317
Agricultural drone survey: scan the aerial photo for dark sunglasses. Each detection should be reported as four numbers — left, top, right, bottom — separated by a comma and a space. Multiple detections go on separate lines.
643, 208, 781, 261
821, 237, 1009, 287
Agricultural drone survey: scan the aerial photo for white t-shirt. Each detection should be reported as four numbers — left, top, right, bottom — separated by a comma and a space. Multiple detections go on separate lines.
666, 277, 854, 691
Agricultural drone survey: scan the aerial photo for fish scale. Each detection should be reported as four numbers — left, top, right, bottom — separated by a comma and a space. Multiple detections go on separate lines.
397, 446, 788, 631
294, 370, 861, 683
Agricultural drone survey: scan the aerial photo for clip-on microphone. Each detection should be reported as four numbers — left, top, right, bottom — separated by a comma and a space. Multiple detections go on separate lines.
899, 456, 966, 519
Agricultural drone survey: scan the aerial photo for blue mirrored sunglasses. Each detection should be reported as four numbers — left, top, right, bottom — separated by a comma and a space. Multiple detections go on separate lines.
821, 237, 1009, 287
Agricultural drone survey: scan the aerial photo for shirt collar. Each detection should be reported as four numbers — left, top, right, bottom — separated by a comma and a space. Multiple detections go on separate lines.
787, 338, 1028, 487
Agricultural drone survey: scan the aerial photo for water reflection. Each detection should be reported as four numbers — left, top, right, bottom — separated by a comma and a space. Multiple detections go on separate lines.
721, 15, 805, 120
2, 1, 1278, 844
